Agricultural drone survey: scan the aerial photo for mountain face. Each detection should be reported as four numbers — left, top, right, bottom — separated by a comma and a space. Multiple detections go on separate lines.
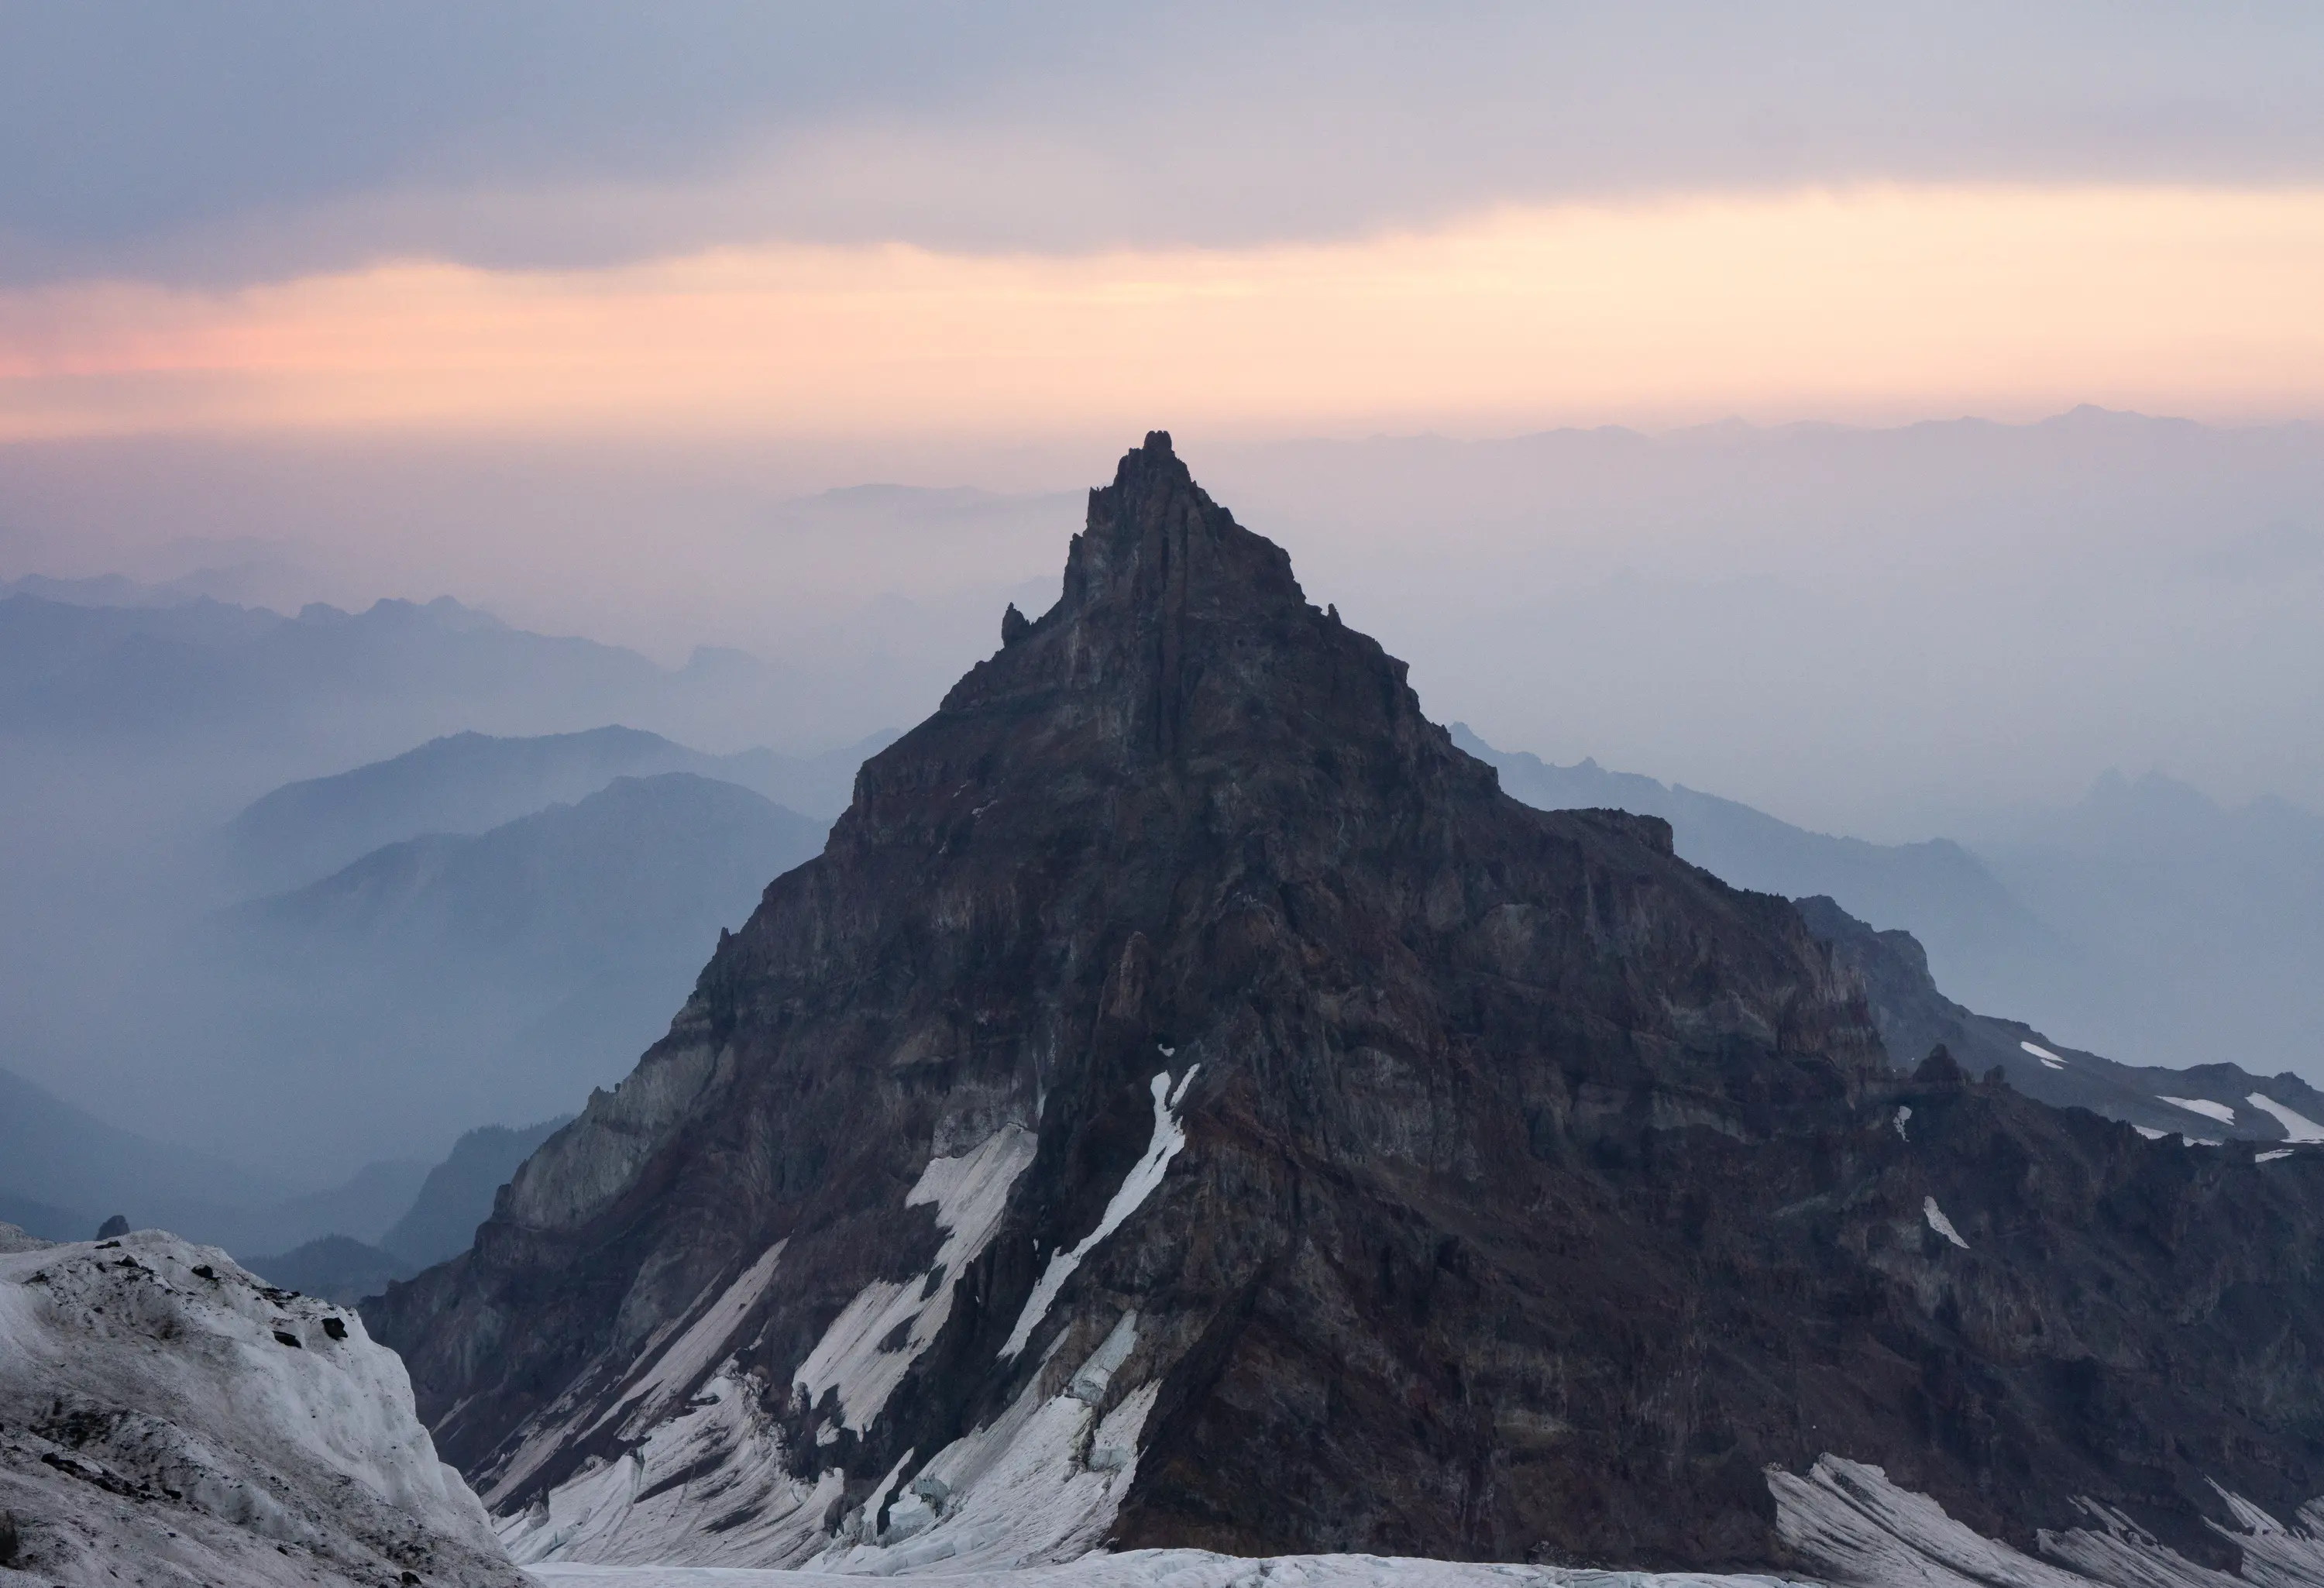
1798, 895, 2324, 1148
372, 437, 2324, 1578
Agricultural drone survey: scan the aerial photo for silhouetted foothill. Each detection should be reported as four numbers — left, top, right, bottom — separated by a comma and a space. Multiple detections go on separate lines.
95, 1214, 128, 1239
373, 436, 2324, 1574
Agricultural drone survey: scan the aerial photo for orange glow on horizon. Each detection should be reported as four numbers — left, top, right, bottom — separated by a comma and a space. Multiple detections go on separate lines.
4, 184, 2323, 440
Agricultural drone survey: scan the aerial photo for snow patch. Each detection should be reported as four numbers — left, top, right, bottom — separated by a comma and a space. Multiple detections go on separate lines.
2133, 1126, 2168, 1140
1774, 1450, 2324, 1588
1000, 1068, 1196, 1361
1923, 1197, 1969, 1249
797, 1124, 1038, 1431
2248, 1092, 2324, 1143
1893, 1105, 1911, 1141
2020, 1041, 2068, 1069
2258, 1149, 2295, 1163
606, 1241, 789, 1442
2160, 1095, 2236, 1126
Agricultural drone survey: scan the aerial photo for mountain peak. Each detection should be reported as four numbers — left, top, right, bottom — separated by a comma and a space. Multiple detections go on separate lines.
1057, 431, 1302, 624
371, 439, 2324, 1580
927, 436, 1436, 785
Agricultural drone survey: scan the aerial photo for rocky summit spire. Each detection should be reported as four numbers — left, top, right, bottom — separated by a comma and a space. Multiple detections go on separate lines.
373, 438, 2324, 1582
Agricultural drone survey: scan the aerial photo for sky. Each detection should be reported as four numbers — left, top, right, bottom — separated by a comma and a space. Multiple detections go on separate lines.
3, 1, 2323, 830
5, 4, 2324, 440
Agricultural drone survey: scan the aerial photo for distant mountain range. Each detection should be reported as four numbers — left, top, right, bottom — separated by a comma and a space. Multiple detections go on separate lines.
0, 589, 873, 799
1451, 724, 2058, 1004
1456, 726, 2324, 1080
222, 724, 889, 893
1961, 768, 2324, 1077
229, 770, 824, 970
1, 1067, 567, 1299
244, 1115, 572, 1304
198, 769, 830, 1162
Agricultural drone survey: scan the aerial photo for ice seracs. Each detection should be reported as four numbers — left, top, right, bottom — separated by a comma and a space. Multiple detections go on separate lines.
0, 1225, 517, 1586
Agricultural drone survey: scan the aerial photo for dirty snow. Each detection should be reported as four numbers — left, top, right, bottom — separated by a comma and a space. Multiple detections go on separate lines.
798, 1125, 1040, 1432
524, 1453, 2324, 1588
2159, 1096, 2237, 1126
500, 1367, 840, 1568
820, 1325, 1162, 1573
1773, 1450, 2324, 1588
511, 1306, 1169, 1573
2247, 1092, 2324, 1143
0, 1227, 517, 1586
531, 1552, 1807, 1588
1000, 1070, 1195, 1360
2020, 1042, 2068, 1069
1922, 1197, 1969, 1249
604, 1242, 790, 1442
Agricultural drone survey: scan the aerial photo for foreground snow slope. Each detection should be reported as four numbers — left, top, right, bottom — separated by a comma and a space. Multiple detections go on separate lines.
525, 1552, 1805, 1588
512, 1449, 2324, 1588
0, 1223, 522, 1586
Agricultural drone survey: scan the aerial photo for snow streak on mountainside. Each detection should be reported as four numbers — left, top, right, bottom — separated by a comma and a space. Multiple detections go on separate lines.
373, 435, 2324, 1580
0, 1224, 519, 1586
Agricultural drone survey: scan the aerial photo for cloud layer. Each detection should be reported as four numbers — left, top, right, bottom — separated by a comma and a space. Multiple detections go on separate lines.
7, 4, 2324, 282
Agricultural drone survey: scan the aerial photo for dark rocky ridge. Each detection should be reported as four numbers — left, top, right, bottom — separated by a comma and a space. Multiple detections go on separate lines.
370, 435, 2324, 1574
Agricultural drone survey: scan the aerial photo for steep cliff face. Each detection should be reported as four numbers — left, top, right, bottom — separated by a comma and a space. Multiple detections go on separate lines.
370, 436, 2324, 1577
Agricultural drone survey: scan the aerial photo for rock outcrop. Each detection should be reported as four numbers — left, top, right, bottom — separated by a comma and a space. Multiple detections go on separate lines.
370, 436, 2324, 1579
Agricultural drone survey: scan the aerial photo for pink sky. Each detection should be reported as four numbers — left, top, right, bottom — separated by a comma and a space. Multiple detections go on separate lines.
7, 184, 2322, 443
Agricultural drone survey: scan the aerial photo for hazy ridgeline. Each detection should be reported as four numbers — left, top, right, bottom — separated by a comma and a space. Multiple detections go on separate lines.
0, 411, 2318, 1222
